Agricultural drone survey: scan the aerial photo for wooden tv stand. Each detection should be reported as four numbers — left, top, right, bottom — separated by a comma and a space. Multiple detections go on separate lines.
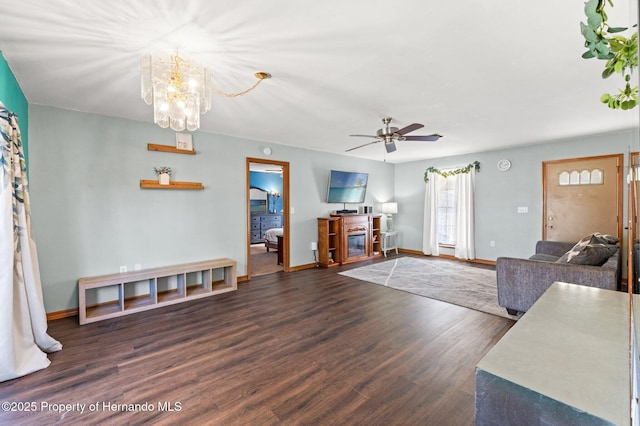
317, 214, 382, 268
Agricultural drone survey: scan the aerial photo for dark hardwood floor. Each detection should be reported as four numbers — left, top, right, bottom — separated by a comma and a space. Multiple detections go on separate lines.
0, 255, 514, 425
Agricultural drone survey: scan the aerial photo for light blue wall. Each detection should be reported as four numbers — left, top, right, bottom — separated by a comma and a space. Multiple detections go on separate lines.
26, 102, 639, 313
28, 105, 395, 312
395, 128, 639, 261
0, 51, 28, 162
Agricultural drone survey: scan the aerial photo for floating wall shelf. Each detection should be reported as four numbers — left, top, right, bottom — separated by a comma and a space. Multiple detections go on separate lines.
140, 180, 204, 190
147, 143, 196, 155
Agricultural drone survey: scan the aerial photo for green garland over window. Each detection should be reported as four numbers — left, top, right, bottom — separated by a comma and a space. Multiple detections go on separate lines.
423, 161, 480, 183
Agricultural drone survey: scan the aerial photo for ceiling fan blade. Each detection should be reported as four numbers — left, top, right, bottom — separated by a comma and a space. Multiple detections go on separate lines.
385, 141, 397, 153
349, 134, 378, 138
345, 140, 381, 152
395, 123, 424, 135
403, 134, 443, 142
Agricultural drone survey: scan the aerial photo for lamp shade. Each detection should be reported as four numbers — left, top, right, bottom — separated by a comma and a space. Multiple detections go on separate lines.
381, 202, 398, 214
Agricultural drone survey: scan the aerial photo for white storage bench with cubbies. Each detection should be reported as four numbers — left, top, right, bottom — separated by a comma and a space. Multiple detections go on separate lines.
78, 258, 237, 325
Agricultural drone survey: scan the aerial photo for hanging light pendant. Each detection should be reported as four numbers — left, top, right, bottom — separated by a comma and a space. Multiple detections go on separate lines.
141, 53, 211, 132
141, 52, 270, 132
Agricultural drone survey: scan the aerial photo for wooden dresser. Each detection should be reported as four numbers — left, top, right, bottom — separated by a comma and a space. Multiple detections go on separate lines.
250, 213, 282, 244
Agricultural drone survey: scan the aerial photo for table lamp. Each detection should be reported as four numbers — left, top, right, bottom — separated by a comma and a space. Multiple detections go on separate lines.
381, 202, 398, 231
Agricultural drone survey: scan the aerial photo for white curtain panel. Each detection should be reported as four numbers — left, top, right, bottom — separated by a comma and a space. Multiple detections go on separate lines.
454, 168, 476, 260
422, 173, 440, 255
0, 103, 61, 382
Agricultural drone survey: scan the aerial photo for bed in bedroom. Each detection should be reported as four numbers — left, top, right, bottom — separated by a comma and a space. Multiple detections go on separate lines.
264, 227, 284, 265
264, 227, 283, 251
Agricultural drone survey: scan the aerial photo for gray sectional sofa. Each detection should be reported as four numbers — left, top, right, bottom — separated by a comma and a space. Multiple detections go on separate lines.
496, 239, 621, 316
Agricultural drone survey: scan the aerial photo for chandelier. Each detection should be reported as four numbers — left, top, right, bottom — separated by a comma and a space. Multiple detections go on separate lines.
141, 52, 270, 132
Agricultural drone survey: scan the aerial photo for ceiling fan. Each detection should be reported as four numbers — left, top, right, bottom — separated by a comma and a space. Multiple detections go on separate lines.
347, 117, 443, 153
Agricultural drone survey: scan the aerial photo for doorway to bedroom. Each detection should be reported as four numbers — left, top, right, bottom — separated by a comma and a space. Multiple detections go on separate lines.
247, 158, 290, 278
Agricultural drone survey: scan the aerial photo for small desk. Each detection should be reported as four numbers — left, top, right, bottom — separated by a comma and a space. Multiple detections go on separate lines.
381, 231, 399, 257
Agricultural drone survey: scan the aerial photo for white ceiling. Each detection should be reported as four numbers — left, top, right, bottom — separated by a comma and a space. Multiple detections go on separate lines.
0, 0, 638, 163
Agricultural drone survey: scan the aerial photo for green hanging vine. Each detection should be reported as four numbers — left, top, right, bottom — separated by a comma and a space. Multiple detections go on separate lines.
424, 161, 480, 183
580, 0, 638, 110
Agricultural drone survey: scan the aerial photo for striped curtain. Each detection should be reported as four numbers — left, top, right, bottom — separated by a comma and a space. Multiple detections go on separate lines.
0, 102, 61, 382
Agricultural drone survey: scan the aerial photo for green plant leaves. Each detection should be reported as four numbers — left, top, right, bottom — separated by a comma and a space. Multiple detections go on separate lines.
596, 43, 612, 58
600, 82, 639, 110
581, 22, 598, 42
602, 67, 615, 78
614, 59, 625, 73
584, 0, 600, 17
424, 162, 480, 183
581, 0, 638, 110
608, 27, 628, 33
588, 14, 603, 29
580, 19, 612, 59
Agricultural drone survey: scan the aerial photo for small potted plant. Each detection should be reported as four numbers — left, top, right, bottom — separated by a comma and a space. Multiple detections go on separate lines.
154, 166, 172, 185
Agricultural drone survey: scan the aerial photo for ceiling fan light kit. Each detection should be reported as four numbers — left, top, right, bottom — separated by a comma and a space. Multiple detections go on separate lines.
347, 117, 443, 154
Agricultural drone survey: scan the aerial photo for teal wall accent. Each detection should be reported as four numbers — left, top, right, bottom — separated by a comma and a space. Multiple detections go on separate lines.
0, 51, 29, 163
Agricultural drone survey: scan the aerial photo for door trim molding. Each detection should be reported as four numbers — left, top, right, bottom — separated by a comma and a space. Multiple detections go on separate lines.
246, 158, 290, 276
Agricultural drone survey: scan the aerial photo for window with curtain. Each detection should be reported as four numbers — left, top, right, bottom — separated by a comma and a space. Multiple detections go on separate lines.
423, 161, 478, 260
437, 173, 457, 246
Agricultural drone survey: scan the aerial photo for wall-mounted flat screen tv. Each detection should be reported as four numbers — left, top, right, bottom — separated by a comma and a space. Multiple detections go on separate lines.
326, 170, 368, 204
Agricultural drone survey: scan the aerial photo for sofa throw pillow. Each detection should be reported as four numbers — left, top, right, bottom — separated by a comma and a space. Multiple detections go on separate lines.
589, 232, 619, 245
556, 243, 617, 266
556, 232, 618, 266
567, 243, 617, 266
556, 235, 592, 264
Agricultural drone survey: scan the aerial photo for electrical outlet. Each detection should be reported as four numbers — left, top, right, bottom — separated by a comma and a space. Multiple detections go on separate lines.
490, 241, 495, 247
310, 241, 318, 251
119, 265, 127, 273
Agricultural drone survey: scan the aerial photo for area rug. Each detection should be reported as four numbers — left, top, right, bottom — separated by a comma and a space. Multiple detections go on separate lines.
339, 257, 518, 319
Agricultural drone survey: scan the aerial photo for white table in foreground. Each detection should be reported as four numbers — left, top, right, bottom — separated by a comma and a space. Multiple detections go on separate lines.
475, 282, 629, 426
381, 231, 399, 257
